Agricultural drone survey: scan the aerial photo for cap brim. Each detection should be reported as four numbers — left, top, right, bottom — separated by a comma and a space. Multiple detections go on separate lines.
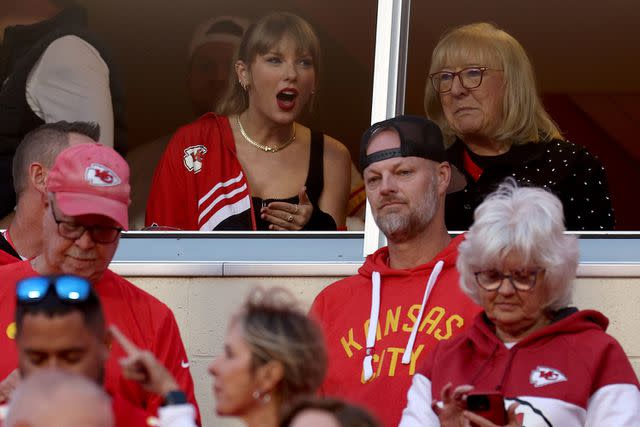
54, 192, 129, 231
447, 165, 467, 194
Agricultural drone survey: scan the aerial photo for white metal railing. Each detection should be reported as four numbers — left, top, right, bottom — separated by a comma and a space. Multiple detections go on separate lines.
364, 0, 412, 256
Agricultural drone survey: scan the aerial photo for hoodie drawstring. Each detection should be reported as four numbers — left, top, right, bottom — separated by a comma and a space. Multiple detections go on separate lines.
362, 262, 446, 381
363, 271, 381, 382
401, 260, 443, 364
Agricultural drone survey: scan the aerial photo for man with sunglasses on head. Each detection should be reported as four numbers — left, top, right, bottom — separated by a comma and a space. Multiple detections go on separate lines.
0, 143, 199, 422
8, 275, 153, 426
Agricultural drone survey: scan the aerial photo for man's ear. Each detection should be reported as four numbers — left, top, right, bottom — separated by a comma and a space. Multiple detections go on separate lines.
255, 359, 284, 393
29, 163, 47, 194
436, 162, 452, 195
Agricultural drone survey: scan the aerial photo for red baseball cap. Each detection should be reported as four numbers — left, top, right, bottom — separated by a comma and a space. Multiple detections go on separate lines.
47, 143, 131, 230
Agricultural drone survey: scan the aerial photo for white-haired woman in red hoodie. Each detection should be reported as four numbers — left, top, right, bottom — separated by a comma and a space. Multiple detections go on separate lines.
400, 180, 640, 427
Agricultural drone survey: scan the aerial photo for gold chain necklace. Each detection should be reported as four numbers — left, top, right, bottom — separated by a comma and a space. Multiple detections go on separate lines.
236, 115, 296, 153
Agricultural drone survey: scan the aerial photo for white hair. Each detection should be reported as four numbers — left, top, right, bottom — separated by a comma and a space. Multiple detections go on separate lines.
6, 370, 113, 427
456, 180, 579, 311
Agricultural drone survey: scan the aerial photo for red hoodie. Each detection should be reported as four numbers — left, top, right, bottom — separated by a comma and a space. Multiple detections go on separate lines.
310, 234, 481, 427
401, 309, 640, 426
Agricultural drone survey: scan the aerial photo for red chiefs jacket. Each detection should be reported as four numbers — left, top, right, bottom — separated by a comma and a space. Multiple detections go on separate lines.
146, 114, 254, 230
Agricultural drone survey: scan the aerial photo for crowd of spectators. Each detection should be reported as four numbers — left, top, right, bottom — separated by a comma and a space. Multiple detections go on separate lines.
0, 2, 637, 427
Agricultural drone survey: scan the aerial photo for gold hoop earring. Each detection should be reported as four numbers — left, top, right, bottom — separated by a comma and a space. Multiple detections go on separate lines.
252, 390, 271, 404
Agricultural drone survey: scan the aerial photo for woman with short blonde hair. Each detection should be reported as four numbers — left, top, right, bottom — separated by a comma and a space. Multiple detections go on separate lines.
425, 22, 614, 231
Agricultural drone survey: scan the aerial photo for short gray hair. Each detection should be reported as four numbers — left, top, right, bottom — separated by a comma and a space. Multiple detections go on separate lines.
456, 180, 578, 311
13, 121, 100, 196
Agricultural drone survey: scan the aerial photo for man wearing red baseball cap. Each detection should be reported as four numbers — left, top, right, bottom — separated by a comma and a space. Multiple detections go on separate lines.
0, 141, 200, 422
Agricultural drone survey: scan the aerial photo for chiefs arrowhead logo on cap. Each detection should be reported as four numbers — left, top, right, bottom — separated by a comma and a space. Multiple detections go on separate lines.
529, 366, 567, 388
84, 163, 122, 187
183, 145, 207, 174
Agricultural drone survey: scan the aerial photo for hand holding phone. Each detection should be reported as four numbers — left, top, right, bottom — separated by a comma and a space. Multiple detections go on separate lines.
465, 392, 508, 427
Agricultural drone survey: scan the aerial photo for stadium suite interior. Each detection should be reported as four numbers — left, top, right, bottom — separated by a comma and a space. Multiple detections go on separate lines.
80, 0, 640, 229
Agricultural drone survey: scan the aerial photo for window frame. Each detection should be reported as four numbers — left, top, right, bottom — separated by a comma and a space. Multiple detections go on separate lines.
112, 0, 640, 278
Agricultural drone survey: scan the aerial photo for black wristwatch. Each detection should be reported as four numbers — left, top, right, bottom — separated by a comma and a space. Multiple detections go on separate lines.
162, 390, 188, 406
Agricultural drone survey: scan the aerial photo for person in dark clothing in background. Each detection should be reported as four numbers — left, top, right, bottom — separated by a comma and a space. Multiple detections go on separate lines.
0, 121, 98, 264
0, 0, 126, 221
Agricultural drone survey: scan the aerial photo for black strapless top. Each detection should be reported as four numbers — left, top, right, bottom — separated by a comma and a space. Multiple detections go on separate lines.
251, 131, 336, 230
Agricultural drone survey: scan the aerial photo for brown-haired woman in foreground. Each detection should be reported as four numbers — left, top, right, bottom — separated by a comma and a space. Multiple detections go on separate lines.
281, 397, 381, 427
113, 287, 327, 427
424, 22, 614, 231
146, 12, 351, 231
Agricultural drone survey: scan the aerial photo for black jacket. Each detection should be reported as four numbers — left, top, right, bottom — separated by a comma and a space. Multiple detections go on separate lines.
445, 138, 615, 231
0, 6, 126, 217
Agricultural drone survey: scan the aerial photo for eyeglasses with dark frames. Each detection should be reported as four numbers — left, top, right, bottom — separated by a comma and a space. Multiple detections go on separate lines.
50, 199, 122, 244
429, 67, 500, 94
474, 268, 544, 292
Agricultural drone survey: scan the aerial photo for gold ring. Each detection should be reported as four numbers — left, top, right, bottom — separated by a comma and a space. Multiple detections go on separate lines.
287, 215, 294, 222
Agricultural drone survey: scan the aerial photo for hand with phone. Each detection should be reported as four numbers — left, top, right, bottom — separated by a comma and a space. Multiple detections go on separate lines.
464, 401, 520, 427
432, 383, 521, 427
431, 382, 472, 426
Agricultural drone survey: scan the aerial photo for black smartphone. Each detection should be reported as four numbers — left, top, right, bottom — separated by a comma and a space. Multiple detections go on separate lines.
466, 392, 508, 426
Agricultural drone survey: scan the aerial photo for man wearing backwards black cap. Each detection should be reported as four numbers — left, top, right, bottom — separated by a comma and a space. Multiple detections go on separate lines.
0, 142, 200, 422
310, 115, 480, 427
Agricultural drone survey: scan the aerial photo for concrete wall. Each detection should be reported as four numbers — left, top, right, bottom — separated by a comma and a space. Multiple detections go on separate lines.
129, 276, 640, 427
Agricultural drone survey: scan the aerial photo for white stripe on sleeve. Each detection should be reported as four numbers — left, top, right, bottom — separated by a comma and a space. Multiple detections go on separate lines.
399, 373, 440, 427
586, 383, 640, 426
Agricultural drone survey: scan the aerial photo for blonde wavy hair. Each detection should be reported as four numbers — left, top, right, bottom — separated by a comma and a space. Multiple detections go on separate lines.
424, 22, 561, 146
234, 287, 327, 405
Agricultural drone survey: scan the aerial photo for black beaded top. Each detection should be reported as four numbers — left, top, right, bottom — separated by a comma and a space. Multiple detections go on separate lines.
445, 138, 615, 231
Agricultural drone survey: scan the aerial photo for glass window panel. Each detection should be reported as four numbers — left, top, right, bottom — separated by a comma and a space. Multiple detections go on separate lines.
406, 0, 640, 230
82, 0, 377, 232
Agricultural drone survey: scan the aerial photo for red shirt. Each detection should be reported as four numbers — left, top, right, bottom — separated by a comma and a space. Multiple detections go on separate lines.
113, 393, 158, 427
0, 250, 19, 266
0, 231, 21, 266
0, 261, 200, 422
